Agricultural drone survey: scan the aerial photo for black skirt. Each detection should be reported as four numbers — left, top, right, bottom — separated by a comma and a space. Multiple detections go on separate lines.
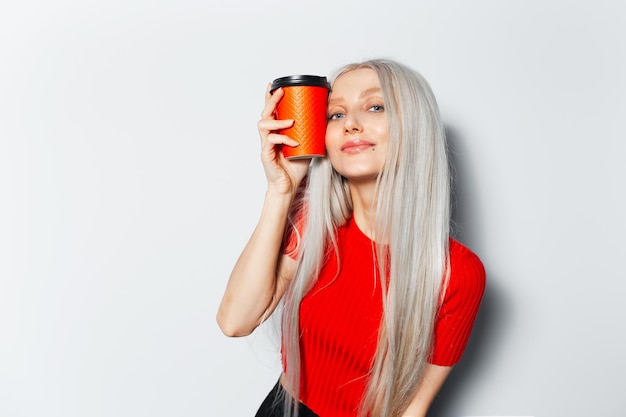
255, 379, 319, 417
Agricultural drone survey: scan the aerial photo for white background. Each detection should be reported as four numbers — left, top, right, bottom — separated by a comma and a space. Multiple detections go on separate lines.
1, 1, 625, 416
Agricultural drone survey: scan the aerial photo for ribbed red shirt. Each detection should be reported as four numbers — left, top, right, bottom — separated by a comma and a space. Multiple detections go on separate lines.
285, 216, 485, 417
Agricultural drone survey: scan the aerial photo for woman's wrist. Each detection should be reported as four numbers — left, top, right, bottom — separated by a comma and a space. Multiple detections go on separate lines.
265, 184, 297, 201
263, 188, 296, 218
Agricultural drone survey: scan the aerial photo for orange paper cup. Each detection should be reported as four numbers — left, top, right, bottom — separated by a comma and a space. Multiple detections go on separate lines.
271, 75, 330, 159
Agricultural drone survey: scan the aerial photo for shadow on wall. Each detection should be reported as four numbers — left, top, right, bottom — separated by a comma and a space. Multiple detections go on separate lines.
428, 126, 507, 417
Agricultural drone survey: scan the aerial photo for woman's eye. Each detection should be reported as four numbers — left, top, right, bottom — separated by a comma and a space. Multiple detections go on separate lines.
368, 104, 384, 112
328, 112, 345, 120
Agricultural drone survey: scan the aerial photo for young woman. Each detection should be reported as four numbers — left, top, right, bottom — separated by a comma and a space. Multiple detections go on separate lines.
217, 59, 486, 417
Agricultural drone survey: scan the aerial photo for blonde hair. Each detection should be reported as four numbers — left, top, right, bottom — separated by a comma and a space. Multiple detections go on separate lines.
281, 58, 450, 417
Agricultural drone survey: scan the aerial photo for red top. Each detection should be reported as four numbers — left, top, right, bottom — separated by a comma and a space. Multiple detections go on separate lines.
285, 216, 485, 417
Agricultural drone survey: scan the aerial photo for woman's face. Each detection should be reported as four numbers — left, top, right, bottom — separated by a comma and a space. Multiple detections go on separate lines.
325, 68, 389, 184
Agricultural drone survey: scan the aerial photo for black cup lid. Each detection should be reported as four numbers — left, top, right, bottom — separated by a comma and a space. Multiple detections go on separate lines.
270, 75, 329, 92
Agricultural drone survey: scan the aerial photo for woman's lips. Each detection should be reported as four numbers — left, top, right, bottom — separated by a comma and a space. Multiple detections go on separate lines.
340, 139, 375, 154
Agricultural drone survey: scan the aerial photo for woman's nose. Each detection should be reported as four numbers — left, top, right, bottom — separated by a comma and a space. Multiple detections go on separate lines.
343, 113, 362, 133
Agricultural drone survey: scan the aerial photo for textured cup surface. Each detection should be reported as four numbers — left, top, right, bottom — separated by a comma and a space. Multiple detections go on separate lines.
271, 75, 329, 159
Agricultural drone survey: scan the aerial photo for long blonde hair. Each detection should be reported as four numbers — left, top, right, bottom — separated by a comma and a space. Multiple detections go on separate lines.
281, 58, 450, 417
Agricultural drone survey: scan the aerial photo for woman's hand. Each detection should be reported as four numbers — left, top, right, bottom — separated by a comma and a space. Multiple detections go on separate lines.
258, 84, 311, 196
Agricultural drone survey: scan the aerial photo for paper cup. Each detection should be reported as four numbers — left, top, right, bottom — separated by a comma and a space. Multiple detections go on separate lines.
271, 75, 330, 159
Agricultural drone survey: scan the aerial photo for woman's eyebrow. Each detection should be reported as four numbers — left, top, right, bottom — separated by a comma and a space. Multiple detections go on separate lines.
328, 96, 342, 106
328, 87, 382, 105
359, 87, 382, 98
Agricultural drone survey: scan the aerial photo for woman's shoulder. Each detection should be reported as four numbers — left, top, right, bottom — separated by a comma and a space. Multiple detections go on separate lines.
447, 238, 486, 297
432, 239, 486, 366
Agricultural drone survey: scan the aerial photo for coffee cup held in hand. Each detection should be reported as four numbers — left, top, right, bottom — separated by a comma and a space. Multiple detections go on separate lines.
270, 75, 330, 159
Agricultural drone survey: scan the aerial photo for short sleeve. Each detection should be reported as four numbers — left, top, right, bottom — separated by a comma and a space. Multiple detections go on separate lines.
429, 240, 486, 366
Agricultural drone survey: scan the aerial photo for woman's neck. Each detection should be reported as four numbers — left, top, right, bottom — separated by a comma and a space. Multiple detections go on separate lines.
348, 181, 378, 240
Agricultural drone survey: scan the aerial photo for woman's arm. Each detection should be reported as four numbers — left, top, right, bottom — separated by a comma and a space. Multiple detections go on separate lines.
216, 191, 297, 337
402, 364, 452, 417
216, 85, 309, 337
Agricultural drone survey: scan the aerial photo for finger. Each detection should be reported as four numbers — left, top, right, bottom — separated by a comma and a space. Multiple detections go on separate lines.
257, 118, 294, 133
265, 132, 299, 147
264, 83, 272, 101
261, 87, 284, 119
